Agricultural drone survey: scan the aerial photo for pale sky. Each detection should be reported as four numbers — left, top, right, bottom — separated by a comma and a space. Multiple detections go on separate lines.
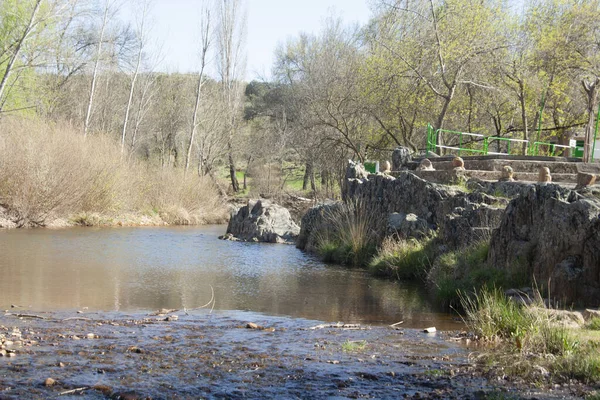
123, 0, 372, 79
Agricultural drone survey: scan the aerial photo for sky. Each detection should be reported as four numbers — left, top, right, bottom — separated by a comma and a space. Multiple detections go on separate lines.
123, 0, 372, 79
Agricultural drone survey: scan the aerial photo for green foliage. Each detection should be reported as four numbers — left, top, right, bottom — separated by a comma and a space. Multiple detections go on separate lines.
341, 340, 367, 352
369, 237, 437, 280
586, 318, 600, 331
460, 287, 600, 383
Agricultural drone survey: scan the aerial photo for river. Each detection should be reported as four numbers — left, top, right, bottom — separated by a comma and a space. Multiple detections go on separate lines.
0, 225, 459, 329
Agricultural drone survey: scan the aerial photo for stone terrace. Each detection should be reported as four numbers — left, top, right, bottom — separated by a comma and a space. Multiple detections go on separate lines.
402, 154, 600, 188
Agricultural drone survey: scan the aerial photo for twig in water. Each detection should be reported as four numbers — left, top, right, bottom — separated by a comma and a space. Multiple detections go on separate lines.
59, 387, 89, 395
6, 313, 47, 320
390, 321, 404, 327
184, 285, 215, 314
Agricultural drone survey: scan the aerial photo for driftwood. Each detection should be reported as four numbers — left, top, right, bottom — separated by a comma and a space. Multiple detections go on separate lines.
59, 387, 89, 395
308, 323, 366, 330
5, 313, 47, 320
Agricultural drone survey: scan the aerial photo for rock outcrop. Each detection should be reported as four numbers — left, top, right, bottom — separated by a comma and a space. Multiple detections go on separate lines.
488, 184, 600, 306
299, 164, 507, 251
296, 202, 342, 252
392, 147, 412, 171
222, 200, 300, 244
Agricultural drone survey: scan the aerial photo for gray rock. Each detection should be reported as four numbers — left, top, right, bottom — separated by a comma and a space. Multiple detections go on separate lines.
387, 213, 433, 240
488, 184, 600, 306
583, 309, 600, 321
224, 199, 300, 244
296, 202, 343, 251
392, 147, 412, 171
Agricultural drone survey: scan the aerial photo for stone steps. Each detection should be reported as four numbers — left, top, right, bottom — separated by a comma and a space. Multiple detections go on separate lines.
465, 170, 579, 184
408, 158, 580, 174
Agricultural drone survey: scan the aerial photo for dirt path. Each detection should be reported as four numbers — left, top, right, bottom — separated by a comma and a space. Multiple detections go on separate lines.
0, 310, 586, 399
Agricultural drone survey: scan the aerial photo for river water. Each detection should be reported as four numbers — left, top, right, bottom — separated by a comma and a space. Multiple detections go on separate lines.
0, 225, 460, 329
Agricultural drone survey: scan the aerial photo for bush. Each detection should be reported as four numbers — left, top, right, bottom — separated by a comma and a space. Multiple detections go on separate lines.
0, 117, 226, 226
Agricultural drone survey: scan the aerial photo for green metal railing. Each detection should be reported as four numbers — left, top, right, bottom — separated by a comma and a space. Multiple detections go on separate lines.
426, 125, 576, 158
486, 136, 529, 155
531, 142, 572, 157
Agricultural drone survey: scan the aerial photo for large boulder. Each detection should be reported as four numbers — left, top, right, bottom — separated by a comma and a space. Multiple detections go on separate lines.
223, 199, 300, 244
488, 184, 600, 306
296, 202, 342, 251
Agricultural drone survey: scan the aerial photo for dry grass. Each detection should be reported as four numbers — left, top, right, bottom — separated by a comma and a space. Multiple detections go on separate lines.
315, 200, 383, 266
0, 117, 226, 227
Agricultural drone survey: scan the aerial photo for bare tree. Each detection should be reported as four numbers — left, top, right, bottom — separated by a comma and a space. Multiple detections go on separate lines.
216, 0, 247, 192
185, 5, 212, 175
121, 0, 151, 153
83, 0, 113, 137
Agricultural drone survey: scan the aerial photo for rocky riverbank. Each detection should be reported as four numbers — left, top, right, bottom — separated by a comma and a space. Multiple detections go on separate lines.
0, 310, 593, 399
297, 160, 600, 308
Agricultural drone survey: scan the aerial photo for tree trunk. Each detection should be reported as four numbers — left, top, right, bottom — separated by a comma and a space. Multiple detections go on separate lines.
518, 80, 529, 154
185, 7, 211, 176
228, 140, 239, 192
582, 78, 600, 163
434, 85, 456, 154
302, 161, 313, 191
121, 2, 148, 154
84, 0, 110, 137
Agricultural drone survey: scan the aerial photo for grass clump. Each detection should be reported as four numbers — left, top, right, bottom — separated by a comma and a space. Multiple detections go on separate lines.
368, 236, 437, 280
461, 287, 600, 385
341, 340, 367, 352
586, 317, 600, 331
315, 200, 382, 266
427, 240, 529, 309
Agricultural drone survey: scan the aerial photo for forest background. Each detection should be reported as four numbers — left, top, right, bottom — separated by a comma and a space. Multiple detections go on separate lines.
1, 0, 600, 226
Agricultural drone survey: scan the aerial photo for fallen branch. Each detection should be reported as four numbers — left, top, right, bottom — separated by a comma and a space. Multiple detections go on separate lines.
390, 321, 404, 327
59, 387, 89, 396
62, 317, 92, 321
6, 313, 47, 320
308, 323, 365, 330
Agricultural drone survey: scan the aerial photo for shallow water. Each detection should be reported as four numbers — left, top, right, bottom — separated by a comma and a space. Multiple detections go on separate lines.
0, 225, 460, 329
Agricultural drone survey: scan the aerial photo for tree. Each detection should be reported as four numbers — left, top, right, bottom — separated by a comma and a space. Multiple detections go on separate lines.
121, 0, 151, 154
186, 5, 211, 176
216, 0, 246, 192
372, 0, 508, 152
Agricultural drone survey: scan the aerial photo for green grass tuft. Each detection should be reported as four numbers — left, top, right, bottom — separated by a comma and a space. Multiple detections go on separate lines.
368, 237, 437, 280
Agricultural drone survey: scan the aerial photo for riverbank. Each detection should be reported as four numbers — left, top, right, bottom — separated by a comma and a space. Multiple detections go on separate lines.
0, 309, 592, 399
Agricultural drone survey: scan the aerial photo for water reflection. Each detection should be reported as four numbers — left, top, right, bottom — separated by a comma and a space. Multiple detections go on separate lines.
0, 226, 460, 328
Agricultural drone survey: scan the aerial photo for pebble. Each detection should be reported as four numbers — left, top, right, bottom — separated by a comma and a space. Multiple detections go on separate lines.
165, 315, 178, 322
86, 333, 97, 339
246, 322, 259, 329
44, 378, 56, 387
423, 327, 437, 333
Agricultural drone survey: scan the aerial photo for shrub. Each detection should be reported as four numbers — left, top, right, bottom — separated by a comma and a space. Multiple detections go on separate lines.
369, 236, 437, 280
0, 117, 226, 226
